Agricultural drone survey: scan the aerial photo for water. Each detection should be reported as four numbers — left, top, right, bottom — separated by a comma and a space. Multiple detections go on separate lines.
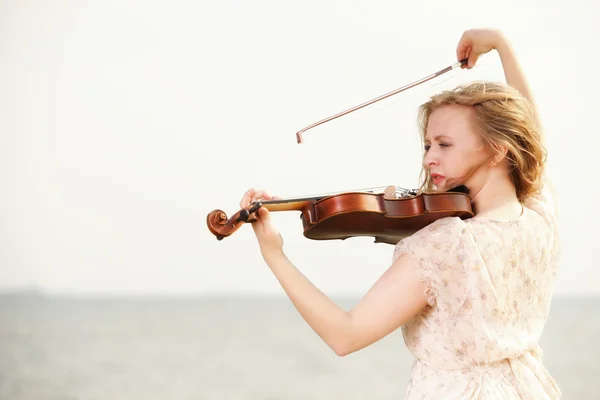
0, 295, 598, 399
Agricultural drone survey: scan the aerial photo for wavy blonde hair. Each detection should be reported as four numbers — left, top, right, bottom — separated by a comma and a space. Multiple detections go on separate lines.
417, 81, 546, 202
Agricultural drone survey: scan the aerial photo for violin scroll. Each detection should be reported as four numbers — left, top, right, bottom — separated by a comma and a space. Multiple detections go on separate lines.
206, 209, 231, 241
206, 203, 261, 240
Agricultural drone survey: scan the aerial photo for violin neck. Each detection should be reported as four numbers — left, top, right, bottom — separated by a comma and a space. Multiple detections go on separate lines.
255, 197, 319, 212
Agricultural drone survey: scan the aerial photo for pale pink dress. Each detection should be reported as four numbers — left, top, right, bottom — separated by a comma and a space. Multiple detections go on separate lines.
392, 185, 561, 399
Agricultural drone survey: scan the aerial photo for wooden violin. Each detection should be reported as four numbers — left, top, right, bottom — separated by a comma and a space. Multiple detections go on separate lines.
206, 185, 473, 245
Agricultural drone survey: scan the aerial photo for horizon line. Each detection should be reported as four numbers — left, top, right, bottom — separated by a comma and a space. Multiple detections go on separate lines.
0, 288, 597, 300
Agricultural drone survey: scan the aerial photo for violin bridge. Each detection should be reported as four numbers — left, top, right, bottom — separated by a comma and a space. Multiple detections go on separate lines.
383, 186, 417, 199
394, 187, 418, 198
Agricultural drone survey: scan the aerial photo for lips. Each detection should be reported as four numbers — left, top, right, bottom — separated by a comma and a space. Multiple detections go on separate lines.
431, 173, 445, 185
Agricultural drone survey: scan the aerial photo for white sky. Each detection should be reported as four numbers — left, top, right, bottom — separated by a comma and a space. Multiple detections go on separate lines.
1, 0, 599, 296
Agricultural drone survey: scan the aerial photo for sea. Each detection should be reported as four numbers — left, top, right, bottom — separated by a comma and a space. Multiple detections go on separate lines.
0, 294, 598, 400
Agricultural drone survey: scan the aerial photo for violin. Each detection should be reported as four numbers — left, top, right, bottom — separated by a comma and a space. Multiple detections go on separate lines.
207, 185, 473, 245
207, 59, 471, 245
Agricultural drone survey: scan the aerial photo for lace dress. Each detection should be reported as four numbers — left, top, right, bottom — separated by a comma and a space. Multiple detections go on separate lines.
392, 185, 562, 399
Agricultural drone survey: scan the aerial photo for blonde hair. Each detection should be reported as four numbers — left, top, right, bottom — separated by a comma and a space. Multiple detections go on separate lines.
417, 81, 546, 202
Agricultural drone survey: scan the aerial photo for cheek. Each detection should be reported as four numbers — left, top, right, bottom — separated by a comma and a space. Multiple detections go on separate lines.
444, 149, 475, 176
458, 148, 490, 174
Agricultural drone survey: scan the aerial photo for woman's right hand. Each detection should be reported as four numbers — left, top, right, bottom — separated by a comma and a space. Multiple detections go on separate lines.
456, 28, 507, 69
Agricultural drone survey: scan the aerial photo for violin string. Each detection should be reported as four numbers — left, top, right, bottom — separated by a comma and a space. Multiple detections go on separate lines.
262, 185, 416, 203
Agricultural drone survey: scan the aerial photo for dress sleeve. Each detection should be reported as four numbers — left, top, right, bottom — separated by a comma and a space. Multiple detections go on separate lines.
392, 217, 471, 311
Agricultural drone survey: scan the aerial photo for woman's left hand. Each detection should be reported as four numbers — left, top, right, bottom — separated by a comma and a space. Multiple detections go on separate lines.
239, 188, 284, 256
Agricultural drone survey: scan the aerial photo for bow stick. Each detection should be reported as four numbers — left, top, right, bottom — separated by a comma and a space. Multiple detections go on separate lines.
295, 59, 468, 144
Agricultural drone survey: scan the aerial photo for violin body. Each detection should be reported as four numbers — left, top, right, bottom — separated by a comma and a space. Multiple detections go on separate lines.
207, 188, 473, 245
296, 190, 472, 244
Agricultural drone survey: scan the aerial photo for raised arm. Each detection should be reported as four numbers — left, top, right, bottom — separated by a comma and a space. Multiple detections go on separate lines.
495, 34, 537, 113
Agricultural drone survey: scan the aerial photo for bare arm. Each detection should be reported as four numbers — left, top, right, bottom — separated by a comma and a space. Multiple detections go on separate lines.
237, 189, 429, 356
263, 250, 428, 356
495, 34, 542, 130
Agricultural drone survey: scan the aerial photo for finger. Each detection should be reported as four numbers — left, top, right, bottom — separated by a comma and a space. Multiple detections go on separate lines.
460, 45, 472, 69
257, 207, 270, 221
456, 42, 467, 63
250, 207, 269, 230
456, 32, 470, 66
467, 53, 480, 69
251, 190, 277, 202
251, 189, 267, 203
260, 192, 274, 200
240, 188, 255, 208
456, 45, 467, 68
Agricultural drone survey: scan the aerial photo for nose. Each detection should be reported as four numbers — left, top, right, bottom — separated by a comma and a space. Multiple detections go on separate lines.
423, 148, 439, 168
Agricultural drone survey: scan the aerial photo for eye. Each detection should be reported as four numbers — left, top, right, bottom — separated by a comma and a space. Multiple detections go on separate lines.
439, 143, 451, 148
424, 144, 431, 152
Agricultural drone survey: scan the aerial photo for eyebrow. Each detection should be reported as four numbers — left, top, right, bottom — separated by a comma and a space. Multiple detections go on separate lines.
424, 134, 452, 142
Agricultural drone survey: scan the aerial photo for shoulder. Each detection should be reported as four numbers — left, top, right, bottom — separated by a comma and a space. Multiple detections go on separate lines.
392, 217, 468, 262
404, 216, 467, 242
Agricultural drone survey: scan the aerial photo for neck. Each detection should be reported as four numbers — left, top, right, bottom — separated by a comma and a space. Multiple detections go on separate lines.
467, 169, 520, 217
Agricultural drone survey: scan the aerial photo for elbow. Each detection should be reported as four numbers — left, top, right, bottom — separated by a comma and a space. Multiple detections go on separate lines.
331, 345, 351, 357
330, 339, 359, 357
326, 316, 363, 357
333, 347, 353, 357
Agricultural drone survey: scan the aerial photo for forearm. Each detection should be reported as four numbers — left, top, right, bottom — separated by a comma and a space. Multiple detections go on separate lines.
495, 34, 544, 142
496, 35, 537, 113
262, 250, 354, 355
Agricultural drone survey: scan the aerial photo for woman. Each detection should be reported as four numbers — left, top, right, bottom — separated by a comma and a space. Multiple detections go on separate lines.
239, 28, 561, 399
